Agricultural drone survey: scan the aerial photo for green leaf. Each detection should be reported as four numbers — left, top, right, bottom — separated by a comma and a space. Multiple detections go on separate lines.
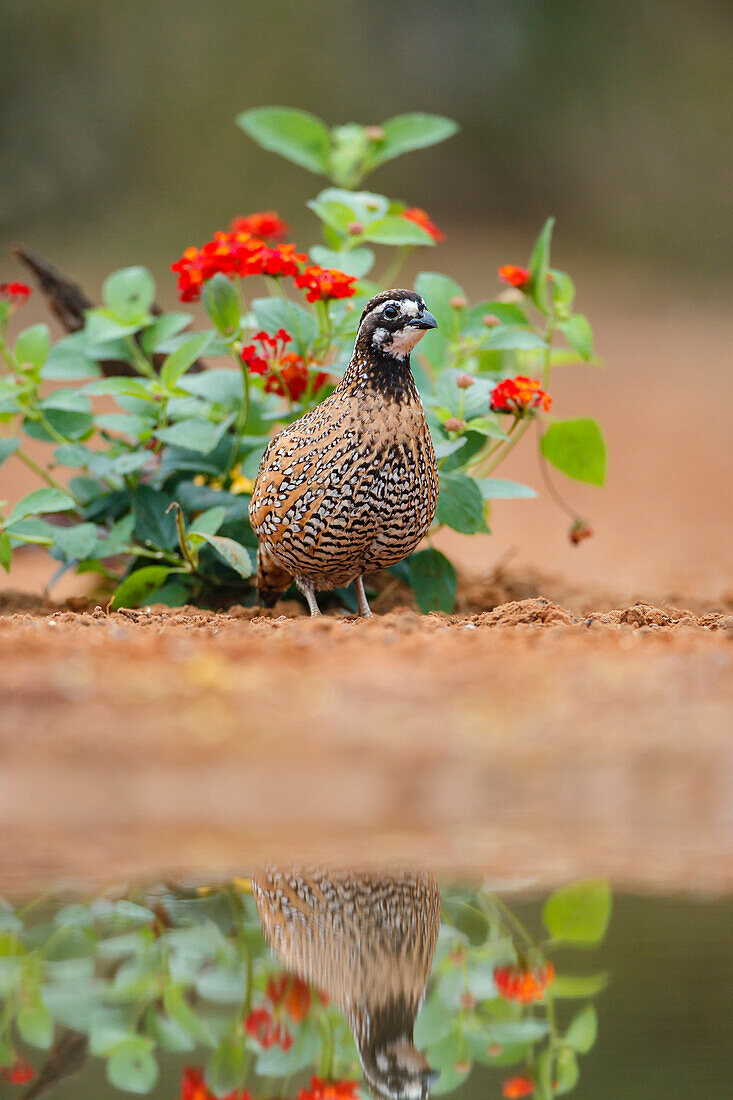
40, 389, 92, 414
203, 275, 241, 337
84, 377, 154, 401
465, 417, 509, 440
362, 215, 435, 246
188, 506, 226, 537
133, 486, 179, 549
372, 113, 459, 167
558, 314, 594, 360
482, 326, 546, 351
206, 1035, 245, 1097
140, 312, 193, 356
199, 534, 253, 579
106, 1037, 158, 1094
237, 107, 331, 175
155, 415, 231, 455
550, 268, 576, 314
163, 983, 214, 1045
0, 533, 11, 571
477, 478, 537, 499
310, 245, 375, 279
179, 369, 243, 410
84, 309, 150, 343
102, 267, 155, 324
251, 297, 317, 356
541, 419, 607, 486
18, 1000, 54, 1049
408, 548, 457, 613
6, 488, 76, 526
565, 1004, 598, 1053
24, 408, 94, 442
542, 879, 612, 944
15, 323, 51, 370
307, 197, 357, 235
53, 523, 99, 561
110, 566, 173, 610
487, 1020, 549, 1044
528, 216, 555, 314
414, 272, 466, 333
0, 438, 19, 467
160, 333, 213, 388
461, 301, 529, 335
556, 1047, 580, 1095
551, 972, 609, 998
436, 472, 489, 534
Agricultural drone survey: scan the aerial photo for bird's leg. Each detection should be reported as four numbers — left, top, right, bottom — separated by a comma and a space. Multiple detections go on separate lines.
354, 576, 373, 618
297, 579, 321, 617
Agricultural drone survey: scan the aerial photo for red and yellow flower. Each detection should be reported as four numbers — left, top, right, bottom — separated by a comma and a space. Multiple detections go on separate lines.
265, 353, 330, 403
266, 973, 312, 1022
171, 230, 306, 301
297, 1077, 359, 1100
294, 265, 358, 303
240, 328, 293, 376
244, 1006, 293, 1050
489, 377, 551, 415
180, 1065, 252, 1100
494, 962, 555, 1003
502, 1075, 535, 1098
498, 264, 531, 289
230, 210, 288, 241
402, 207, 445, 242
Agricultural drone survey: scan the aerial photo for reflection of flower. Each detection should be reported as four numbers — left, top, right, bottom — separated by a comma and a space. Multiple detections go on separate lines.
245, 1006, 293, 1050
490, 377, 551, 415
502, 1075, 535, 1098
494, 962, 555, 1003
298, 1077, 359, 1100
0, 1058, 35, 1085
498, 264, 530, 289
402, 207, 445, 242
294, 266, 358, 303
230, 211, 288, 241
180, 1065, 252, 1100
0, 282, 32, 308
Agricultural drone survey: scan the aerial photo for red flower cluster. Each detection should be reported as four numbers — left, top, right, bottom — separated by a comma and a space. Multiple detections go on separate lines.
502, 1076, 535, 1098
294, 265, 358, 303
402, 207, 445, 242
171, 231, 306, 302
498, 264, 531, 289
494, 962, 555, 1004
265, 355, 330, 403
0, 1058, 35, 1085
241, 328, 293, 376
266, 973, 312, 1022
230, 210, 288, 241
0, 281, 32, 308
490, 376, 551, 415
298, 1078, 359, 1100
245, 1006, 293, 1050
180, 1066, 252, 1100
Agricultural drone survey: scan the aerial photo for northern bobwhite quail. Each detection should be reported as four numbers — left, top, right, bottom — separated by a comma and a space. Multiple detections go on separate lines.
249, 290, 438, 616
253, 867, 440, 1100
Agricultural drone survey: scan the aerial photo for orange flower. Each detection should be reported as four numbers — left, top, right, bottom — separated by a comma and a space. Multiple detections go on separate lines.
498, 264, 531, 289
171, 230, 306, 301
267, 973, 312, 1021
0, 1058, 35, 1085
502, 1076, 535, 1098
298, 1077, 359, 1100
265, 354, 330, 403
490, 376, 551, 415
402, 207, 445, 242
244, 1006, 293, 1050
230, 211, 288, 241
0, 281, 31, 308
494, 962, 555, 1004
180, 1066, 252, 1100
294, 265, 358, 303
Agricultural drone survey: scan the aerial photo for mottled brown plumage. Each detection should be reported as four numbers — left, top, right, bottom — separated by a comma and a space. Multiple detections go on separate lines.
249, 290, 438, 615
253, 868, 440, 1100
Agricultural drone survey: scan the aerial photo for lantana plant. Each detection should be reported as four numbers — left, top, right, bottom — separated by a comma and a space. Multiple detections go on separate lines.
0, 108, 605, 613
0, 878, 610, 1098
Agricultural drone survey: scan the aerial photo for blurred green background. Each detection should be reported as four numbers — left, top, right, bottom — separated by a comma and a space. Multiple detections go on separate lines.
1, 0, 731, 289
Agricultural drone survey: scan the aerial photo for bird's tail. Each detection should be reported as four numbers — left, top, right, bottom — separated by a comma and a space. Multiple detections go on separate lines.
256, 544, 293, 607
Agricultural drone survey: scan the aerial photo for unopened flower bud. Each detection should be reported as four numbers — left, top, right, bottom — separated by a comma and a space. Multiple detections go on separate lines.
483, 313, 501, 327
444, 417, 466, 433
449, 295, 468, 309
456, 373, 475, 389
348, 221, 364, 236
364, 126, 385, 141
454, 1061, 470, 1075
460, 992, 477, 1011
365, 199, 380, 211
488, 1044, 504, 1058
449, 945, 467, 967
569, 519, 594, 545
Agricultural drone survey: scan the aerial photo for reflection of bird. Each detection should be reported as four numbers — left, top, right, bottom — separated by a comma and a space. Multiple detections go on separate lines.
249, 290, 438, 616
253, 868, 440, 1100
22, 1030, 88, 1099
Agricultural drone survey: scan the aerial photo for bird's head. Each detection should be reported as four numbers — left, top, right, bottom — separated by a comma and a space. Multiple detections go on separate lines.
360, 1036, 439, 1100
357, 289, 437, 361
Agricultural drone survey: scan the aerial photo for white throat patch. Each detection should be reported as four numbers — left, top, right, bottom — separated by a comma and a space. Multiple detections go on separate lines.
384, 327, 427, 359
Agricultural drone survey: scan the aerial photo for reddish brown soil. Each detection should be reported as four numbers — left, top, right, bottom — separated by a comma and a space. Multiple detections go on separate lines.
1, 574, 731, 898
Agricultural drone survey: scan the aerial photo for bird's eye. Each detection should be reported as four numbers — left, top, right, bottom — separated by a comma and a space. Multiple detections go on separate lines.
383, 304, 400, 319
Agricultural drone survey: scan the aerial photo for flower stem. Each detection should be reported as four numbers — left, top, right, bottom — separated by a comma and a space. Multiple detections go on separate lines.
381, 245, 411, 288
125, 336, 156, 379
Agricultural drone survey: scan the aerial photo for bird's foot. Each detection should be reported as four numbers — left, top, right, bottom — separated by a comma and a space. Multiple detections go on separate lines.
354, 576, 373, 618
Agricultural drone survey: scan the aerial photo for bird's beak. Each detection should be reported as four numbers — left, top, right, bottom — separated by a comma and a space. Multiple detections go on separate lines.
409, 310, 438, 330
